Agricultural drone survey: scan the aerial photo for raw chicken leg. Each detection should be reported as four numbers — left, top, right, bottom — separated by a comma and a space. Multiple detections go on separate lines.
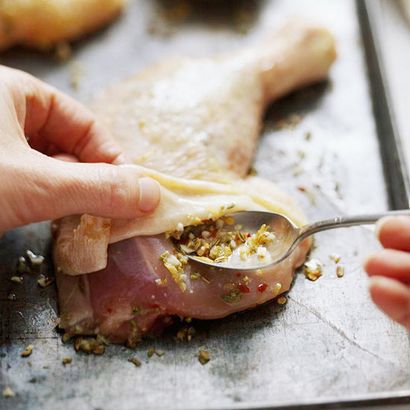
54, 22, 336, 344
0, 0, 125, 51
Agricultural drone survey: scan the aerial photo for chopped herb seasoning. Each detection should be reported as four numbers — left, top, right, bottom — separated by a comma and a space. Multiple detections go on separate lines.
292, 164, 303, 177
297, 150, 306, 160
26, 250, 45, 266
304, 259, 323, 281
147, 347, 164, 358
222, 288, 242, 304
16, 256, 29, 274
10, 276, 23, 284
74, 336, 107, 355
128, 357, 142, 367
329, 254, 341, 263
336, 265, 345, 278
160, 251, 188, 292
272, 283, 282, 296
176, 326, 195, 342
173, 216, 276, 267
198, 348, 210, 365
2, 387, 15, 398
37, 275, 54, 288
132, 307, 141, 315
155, 278, 168, 286
21, 345, 33, 358
62, 357, 72, 365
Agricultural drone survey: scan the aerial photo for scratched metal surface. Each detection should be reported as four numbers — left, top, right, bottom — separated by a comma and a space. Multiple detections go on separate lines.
1, 1, 410, 409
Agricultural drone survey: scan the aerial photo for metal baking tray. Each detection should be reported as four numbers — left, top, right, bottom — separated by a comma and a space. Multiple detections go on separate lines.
1, 1, 410, 409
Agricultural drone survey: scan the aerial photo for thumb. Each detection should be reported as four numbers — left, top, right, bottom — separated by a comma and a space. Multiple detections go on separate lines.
17, 158, 161, 225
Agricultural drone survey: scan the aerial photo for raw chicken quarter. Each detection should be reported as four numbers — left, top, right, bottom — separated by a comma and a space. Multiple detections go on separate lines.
53, 22, 336, 345
0, 0, 125, 51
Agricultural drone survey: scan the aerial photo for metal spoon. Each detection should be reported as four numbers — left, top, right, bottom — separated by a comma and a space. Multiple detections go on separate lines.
185, 210, 410, 271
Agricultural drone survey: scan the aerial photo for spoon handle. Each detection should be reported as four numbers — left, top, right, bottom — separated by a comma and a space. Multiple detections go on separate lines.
297, 209, 410, 243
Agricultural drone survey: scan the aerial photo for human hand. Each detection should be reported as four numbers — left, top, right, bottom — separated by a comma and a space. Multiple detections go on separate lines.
0, 66, 160, 233
364, 216, 410, 329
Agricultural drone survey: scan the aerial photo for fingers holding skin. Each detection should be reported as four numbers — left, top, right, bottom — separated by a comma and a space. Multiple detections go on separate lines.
1, 66, 126, 164
369, 276, 410, 329
0, 66, 162, 232
0, 156, 160, 232
375, 216, 410, 252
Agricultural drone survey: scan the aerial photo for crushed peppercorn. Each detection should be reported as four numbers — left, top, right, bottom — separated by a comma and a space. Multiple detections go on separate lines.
21, 345, 33, 358
2, 387, 15, 398
62, 357, 72, 365
304, 259, 323, 281
147, 347, 165, 358
198, 348, 210, 365
128, 357, 142, 367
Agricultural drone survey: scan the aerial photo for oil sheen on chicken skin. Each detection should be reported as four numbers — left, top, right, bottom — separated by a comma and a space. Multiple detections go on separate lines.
55, 22, 336, 343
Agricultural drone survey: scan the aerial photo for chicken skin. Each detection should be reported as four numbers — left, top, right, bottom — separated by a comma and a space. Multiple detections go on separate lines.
54, 22, 336, 344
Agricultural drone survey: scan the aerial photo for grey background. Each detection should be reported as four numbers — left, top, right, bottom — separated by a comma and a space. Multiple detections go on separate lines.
1, 1, 409, 409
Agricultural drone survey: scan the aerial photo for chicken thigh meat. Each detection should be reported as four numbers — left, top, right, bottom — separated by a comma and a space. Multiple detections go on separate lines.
54, 22, 336, 344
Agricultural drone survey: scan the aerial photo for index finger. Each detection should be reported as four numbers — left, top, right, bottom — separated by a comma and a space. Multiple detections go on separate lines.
11, 68, 126, 164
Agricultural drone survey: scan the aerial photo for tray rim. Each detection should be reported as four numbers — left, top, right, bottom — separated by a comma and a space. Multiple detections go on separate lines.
358, 0, 410, 211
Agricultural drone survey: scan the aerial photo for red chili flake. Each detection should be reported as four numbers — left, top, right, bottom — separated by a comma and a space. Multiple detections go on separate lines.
257, 283, 268, 293
238, 283, 250, 294
247, 233, 251, 237
106, 307, 113, 314
236, 272, 242, 278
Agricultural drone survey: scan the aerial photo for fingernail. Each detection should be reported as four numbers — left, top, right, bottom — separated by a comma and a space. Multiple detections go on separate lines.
375, 219, 386, 241
375, 216, 410, 240
138, 177, 160, 212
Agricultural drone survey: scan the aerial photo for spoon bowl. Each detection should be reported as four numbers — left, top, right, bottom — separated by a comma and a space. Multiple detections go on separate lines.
185, 209, 410, 271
